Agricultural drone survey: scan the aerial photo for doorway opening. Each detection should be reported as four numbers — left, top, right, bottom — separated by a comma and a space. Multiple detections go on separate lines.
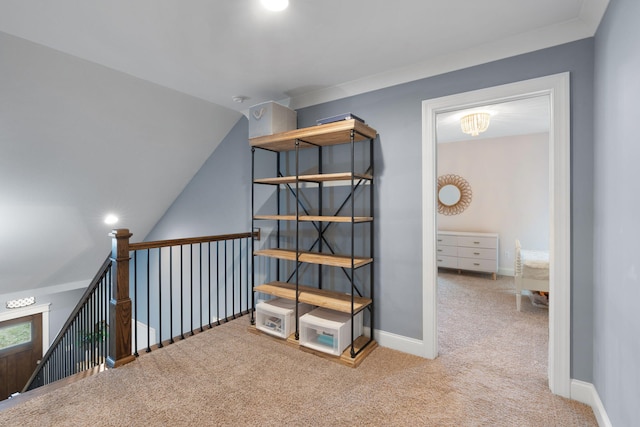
421, 73, 571, 397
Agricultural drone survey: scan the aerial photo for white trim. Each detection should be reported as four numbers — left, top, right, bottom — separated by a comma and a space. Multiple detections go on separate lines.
0, 303, 51, 357
571, 379, 613, 427
373, 328, 425, 358
0, 280, 89, 302
287, 2, 607, 111
421, 73, 572, 397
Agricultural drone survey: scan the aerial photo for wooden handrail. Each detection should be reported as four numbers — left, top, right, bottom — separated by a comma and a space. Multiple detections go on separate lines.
129, 230, 260, 251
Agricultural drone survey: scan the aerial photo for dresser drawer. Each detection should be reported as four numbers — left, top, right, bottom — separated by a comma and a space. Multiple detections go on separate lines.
457, 257, 497, 273
436, 245, 457, 256
457, 236, 497, 249
436, 255, 458, 269
436, 234, 457, 246
457, 247, 496, 260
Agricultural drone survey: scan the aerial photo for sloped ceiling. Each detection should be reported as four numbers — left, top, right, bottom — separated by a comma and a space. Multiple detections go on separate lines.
0, 0, 608, 298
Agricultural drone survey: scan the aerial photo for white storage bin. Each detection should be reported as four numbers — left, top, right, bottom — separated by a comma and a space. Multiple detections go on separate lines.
249, 101, 297, 138
299, 308, 363, 356
255, 298, 312, 339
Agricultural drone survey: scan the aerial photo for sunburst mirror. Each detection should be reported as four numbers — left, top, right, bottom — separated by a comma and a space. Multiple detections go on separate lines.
437, 174, 472, 215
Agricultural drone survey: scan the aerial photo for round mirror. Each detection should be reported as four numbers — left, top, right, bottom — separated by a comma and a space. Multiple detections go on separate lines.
439, 184, 461, 206
437, 174, 472, 215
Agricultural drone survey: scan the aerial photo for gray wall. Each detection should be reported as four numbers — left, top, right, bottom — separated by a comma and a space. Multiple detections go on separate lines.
148, 39, 595, 382
594, 0, 640, 424
295, 38, 595, 381
145, 117, 252, 241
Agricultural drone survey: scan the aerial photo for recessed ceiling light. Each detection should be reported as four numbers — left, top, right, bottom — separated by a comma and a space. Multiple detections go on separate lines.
261, 0, 288, 12
104, 214, 119, 225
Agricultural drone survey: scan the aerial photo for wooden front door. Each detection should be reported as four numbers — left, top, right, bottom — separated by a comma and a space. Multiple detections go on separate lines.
0, 313, 43, 400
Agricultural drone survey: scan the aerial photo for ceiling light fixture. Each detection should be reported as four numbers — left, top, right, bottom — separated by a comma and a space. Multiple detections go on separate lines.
104, 214, 119, 225
460, 112, 491, 136
261, 0, 289, 12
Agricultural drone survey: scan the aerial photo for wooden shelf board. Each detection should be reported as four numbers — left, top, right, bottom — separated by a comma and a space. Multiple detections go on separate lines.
254, 248, 372, 269
254, 281, 372, 313
254, 172, 372, 185
249, 119, 377, 152
253, 215, 372, 223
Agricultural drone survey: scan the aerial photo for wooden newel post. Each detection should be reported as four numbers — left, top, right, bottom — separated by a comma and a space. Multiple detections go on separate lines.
106, 228, 136, 368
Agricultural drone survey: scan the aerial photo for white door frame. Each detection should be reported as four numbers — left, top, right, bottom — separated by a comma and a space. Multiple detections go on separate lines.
421, 73, 571, 397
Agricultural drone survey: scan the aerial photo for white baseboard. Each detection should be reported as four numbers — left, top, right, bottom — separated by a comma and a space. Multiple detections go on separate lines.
372, 328, 426, 357
571, 379, 612, 427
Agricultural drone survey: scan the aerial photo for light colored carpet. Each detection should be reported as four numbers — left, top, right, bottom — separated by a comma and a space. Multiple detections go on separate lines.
0, 272, 596, 426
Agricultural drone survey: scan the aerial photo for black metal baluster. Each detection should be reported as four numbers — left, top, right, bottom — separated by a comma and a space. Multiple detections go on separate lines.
73, 322, 77, 372
217, 241, 221, 326
180, 245, 185, 339
190, 244, 194, 335
134, 251, 139, 357
91, 291, 95, 366
208, 242, 212, 328
246, 237, 250, 316
158, 248, 163, 348
107, 266, 111, 358
232, 239, 236, 319
199, 243, 203, 332
239, 238, 242, 315
97, 278, 101, 366
169, 247, 174, 344
82, 304, 86, 371
146, 249, 151, 352
224, 240, 228, 322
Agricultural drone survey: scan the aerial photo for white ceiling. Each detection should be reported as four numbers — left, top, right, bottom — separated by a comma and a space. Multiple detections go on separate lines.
0, 0, 608, 111
0, 0, 608, 298
437, 96, 551, 143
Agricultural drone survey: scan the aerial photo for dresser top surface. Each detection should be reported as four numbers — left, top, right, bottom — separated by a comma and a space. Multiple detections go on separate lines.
437, 230, 499, 238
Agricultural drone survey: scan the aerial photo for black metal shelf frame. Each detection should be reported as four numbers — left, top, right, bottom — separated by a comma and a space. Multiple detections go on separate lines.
250, 127, 375, 359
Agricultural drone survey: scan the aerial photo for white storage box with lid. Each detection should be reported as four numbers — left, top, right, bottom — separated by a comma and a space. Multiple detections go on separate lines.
255, 298, 313, 339
299, 307, 363, 356
249, 101, 297, 139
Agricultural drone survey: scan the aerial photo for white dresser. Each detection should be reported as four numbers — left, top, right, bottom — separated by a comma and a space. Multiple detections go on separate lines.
437, 231, 499, 279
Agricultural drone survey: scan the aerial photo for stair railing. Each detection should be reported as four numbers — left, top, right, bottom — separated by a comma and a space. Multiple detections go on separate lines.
22, 256, 112, 392
127, 230, 258, 355
22, 228, 259, 393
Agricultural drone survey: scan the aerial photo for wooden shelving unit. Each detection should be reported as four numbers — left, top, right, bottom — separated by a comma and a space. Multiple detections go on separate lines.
250, 118, 377, 364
